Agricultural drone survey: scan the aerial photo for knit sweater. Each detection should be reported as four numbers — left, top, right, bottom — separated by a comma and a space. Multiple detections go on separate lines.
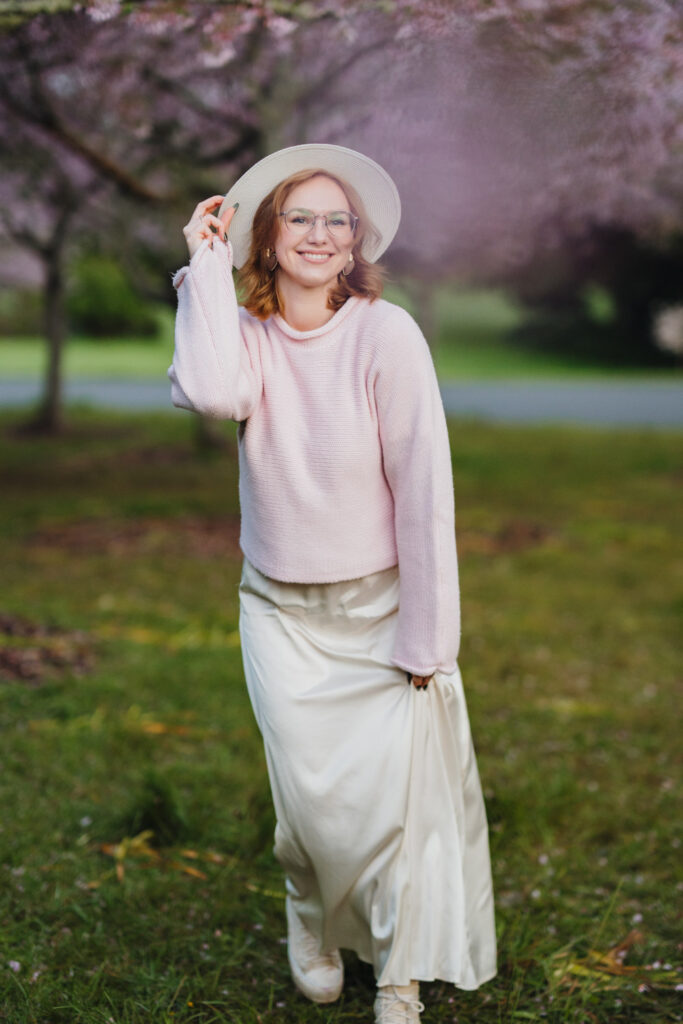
169, 236, 460, 676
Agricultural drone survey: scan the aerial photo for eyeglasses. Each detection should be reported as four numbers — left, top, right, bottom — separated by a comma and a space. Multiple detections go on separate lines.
278, 208, 359, 239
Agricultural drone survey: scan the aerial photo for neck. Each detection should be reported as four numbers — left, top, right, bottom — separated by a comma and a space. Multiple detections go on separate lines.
276, 275, 337, 332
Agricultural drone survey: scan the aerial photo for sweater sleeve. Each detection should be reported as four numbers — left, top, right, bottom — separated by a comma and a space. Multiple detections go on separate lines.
168, 237, 262, 421
374, 307, 460, 676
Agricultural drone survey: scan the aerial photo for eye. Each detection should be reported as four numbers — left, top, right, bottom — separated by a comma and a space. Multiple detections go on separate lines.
289, 210, 313, 226
329, 213, 349, 227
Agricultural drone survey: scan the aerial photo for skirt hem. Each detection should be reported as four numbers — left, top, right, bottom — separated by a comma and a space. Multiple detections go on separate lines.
354, 949, 498, 990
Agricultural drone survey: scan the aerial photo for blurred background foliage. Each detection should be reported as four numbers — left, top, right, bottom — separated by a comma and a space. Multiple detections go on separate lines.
0, 0, 682, 432
66, 253, 160, 339
505, 228, 683, 367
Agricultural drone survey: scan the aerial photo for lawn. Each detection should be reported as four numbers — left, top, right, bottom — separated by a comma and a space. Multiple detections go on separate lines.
2, 289, 681, 382
0, 410, 681, 1024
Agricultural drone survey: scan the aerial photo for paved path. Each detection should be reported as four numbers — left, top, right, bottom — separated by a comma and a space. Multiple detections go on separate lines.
1, 377, 682, 428
439, 380, 683, 427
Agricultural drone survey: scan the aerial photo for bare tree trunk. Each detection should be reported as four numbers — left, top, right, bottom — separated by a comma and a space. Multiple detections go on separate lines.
22, 198, 76, 434
31, 248, 67, 433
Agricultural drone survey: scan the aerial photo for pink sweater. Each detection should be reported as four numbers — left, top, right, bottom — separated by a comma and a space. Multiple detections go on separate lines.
169, 237, 460, 676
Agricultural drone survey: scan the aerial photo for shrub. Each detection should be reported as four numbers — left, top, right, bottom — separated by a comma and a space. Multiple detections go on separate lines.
67, 253, 160, 338
0, 287, 43, 336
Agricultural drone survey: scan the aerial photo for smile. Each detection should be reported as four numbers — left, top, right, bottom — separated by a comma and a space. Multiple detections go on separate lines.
297, 252, 334, 262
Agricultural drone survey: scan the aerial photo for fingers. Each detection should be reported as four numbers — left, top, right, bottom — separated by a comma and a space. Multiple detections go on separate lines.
183, 195, 235, 258
183, 206, 225, 238
195, 195, 227, 218
220, 202, 238, 233
200, 213, 225, 234
407, 674, 432, 689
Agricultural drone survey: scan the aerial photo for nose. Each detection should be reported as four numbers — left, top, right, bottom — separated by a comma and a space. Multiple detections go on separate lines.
306, 217, 328, 243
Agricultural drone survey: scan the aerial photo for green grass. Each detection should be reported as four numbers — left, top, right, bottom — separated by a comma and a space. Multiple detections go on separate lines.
0, 410, 681, 1023
0, 308, 176, 380
2, 290, 681, 381
0, 336, 175, 379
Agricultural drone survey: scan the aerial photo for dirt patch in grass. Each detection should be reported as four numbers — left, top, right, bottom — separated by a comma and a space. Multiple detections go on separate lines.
30, 514, 242, 559
0, 612, 95, 684
30, 515, 549, 561
110, 441, 237, 467
115, 442, 207, 466
459, 518, 555, 554
34, 442, 234, 478
3, 418, 139, 442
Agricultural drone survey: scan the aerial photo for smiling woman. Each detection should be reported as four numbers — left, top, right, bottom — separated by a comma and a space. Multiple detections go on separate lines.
168, 143, 496, 1023
237, 167, 384, 327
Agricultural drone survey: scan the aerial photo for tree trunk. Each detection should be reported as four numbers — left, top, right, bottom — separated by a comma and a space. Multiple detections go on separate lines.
410, 277, 438, 354
30, 249, 67, 433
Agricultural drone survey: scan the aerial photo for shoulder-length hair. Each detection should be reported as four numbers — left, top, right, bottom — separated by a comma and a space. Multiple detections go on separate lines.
238, 168, 385, 320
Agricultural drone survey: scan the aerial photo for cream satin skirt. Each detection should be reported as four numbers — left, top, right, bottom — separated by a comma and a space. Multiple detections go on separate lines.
238, 557, 496, 989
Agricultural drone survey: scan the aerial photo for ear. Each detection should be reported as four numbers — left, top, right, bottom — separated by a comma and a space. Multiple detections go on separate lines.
341, 252, 355, 278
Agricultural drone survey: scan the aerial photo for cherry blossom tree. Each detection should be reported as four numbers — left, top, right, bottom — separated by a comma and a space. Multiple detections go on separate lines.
0, 2, 394, 429
1, 0, 681, 429
0, 4, 291, 430
334, 0, 683, 359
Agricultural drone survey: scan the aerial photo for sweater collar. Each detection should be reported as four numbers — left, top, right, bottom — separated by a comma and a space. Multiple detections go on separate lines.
272, 296, 361, 341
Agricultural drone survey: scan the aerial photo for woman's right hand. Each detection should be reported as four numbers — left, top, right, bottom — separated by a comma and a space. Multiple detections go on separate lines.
183, 195, 238, 259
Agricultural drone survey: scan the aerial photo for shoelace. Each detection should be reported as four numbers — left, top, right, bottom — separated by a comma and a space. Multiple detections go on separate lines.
375, 985, 425, 1023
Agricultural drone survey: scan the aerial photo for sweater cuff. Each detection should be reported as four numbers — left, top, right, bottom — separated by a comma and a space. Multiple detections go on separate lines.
172, 237, 234, 290
391, 653, 459, 677
391, 656, 437, 677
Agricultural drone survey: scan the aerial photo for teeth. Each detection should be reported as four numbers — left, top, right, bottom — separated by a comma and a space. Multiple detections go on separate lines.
299, 252, 332, 261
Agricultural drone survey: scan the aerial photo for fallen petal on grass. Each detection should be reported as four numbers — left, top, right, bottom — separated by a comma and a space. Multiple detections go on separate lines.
552, 930, 683, 992
168, 861, 208, 881
245, 881, 286, 900
92, 834, 229, 886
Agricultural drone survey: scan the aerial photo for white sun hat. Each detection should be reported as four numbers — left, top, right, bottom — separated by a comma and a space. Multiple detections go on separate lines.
217, 143, 401, 269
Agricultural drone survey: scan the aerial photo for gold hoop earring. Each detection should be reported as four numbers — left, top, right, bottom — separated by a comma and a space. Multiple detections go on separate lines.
341, 253, 355, 278
265, 248, 278, 272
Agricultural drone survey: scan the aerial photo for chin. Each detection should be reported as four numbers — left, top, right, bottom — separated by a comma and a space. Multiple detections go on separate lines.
286, 268, 342, 289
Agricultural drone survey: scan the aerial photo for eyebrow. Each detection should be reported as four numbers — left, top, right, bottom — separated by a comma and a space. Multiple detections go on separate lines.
285, 207, 351, 213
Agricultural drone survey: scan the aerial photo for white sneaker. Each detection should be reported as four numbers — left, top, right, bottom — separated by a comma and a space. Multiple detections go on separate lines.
374, 982, 424, 1023
285, 896, 343, 1003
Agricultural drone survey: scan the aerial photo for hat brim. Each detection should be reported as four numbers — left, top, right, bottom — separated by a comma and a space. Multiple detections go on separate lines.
217, 144, 401, 269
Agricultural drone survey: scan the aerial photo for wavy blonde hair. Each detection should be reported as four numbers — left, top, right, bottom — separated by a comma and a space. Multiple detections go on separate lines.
238, 169, 385, 320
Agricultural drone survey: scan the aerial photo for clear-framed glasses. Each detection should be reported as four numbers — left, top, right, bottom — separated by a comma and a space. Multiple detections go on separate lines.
278, 208, 359, 239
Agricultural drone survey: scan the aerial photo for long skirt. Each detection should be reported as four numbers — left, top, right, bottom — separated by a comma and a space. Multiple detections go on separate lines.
238, 557, 497, 989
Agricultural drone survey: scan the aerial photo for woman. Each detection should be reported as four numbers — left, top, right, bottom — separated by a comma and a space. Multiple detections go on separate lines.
169, 144, 496, 1023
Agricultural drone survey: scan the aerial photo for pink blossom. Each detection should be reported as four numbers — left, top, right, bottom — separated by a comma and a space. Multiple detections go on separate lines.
84, 0, 121, 22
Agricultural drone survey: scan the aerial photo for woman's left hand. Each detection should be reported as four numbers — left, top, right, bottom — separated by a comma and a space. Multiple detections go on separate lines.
409, 674, 433, 689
